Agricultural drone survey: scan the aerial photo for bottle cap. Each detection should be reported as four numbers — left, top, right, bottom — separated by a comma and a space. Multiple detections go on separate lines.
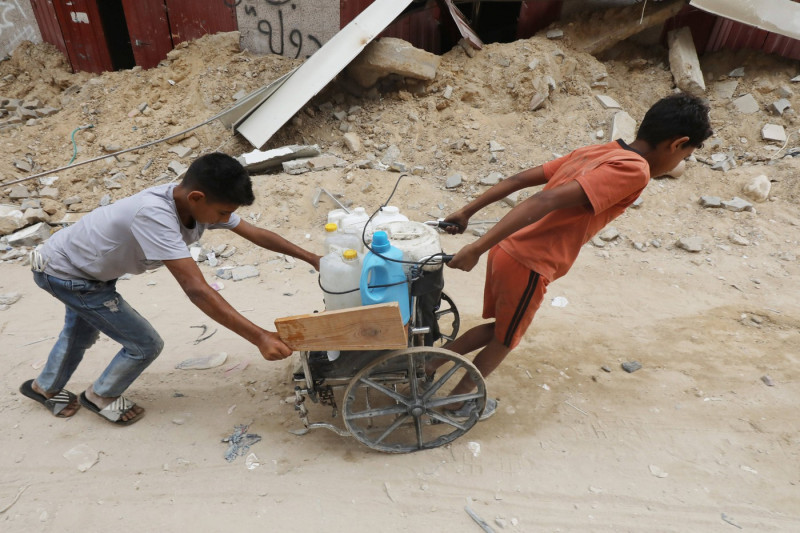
342, 249, 358, 260
324, 223, 338, 232
372, 230, 390, 252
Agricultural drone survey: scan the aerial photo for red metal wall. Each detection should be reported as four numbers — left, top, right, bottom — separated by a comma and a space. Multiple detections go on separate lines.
30, 0, 69, 60
165, 0, 237, 45
122, 0, 173, 69
51, 0, 113, 73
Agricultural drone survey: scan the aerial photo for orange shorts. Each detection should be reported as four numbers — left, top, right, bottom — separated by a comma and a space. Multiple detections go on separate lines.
483, 246, 549, 349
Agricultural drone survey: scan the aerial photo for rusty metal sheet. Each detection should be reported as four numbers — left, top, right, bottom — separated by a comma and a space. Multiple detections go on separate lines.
51, 0, 113, 73
691, 0, 800, 41
30, 0, 69, 61
122, 0, 173, 69
165, 0, 237, 45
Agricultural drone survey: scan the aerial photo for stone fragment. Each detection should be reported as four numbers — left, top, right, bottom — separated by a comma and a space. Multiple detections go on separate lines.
610, 111, 636, 144
236, 145, 321, 173
659, 159, 685, 178
667, 27, 706, 96
343, 132, 362, 153
8, 185, 29, 199
676, 236, 703, 253
489, 140, 505, 152
63, 195, 82, 206
480, 172, 504, 186
771, 98, 791, 115
728, 232, 749, 246
741, 175, 770, 202
381, 144, 401, 166
38, 187, 59, 199
761, 124, 787, 143
722, 197, 753, 212
231, 265, 259, 281
502, 191, 519, 207
168, 161, 188, 176
546, 29, 563, 40
445, 174, 462, 189
728, 67, 745, 78
595, 94, 621, 109
7, 222, 52, 247
732, 94, 759, 114
598, 227, 619, 241
0, 208, 24, 235
699, 195, 722, 208
346, 37, 441, 88
23, 208, 48, 225
282, 159, 311, 175
168, 145, 192, 158
529, 93, 547, 111
621, 361, 642, 373
713, 80, 738, 100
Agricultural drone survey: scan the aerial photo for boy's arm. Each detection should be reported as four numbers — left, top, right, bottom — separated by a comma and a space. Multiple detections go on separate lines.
443, 165, 549, 232
231, 219, 321, 271
164, 258, 293, 360
448, 180, 590, 272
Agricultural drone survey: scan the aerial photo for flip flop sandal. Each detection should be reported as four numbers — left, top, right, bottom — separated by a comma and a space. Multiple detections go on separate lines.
19, 379, 79, 418
79, 392, 144, 426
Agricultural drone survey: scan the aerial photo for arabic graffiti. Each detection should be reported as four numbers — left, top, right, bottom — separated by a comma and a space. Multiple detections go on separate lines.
224, 0, 322, 58
0, 0, 38, 56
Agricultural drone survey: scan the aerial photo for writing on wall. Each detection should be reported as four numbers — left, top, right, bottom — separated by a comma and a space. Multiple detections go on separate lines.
0, 0, 39, 57
226, 0, 324, 58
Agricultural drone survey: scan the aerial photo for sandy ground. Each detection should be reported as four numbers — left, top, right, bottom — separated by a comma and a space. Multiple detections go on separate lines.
1, 21, 800, 533
2, 164, 800, 531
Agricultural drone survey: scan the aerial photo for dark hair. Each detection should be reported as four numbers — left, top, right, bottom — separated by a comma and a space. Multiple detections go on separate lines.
181, 152, 254, 206
636, 93, 713, 148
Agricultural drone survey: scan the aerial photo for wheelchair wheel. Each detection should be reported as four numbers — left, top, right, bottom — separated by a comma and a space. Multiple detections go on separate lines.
434, 292, 460, 346
342, 347, 486, 453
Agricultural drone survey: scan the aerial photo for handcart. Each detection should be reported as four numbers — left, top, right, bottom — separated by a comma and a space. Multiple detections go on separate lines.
278, 251, 490, 453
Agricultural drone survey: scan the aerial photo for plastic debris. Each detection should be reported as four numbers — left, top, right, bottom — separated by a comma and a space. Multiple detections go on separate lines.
551, 296, 569, 307
63, 444, 99, 472
175, 352, 227, 370
245, 453, 261, 470
222, 424, 262, 462
648, 464, 668, 478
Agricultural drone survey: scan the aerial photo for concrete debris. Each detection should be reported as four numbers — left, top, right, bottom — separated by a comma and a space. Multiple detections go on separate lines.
668, 26, 706, 96
676, 236, 703, 253
713, 80, 738, 100
741, 175, 771, 202
699, 195, 722, 208
732, 94, 760, 114
231, 265, 260, 281
611, 111, 636, 144
347, 37, 441, 89
237, 144, 321, 173
722, 197, 753, 212
445, 173, 463, 189
770, 98, 791, 115
7, 222, 52, 247
761, 123, 787, 143
729, 67, 745, 78
595, 94, 621, 109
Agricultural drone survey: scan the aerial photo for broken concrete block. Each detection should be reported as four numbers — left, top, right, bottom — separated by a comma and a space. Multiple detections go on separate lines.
502, 191, 519, 207
732, 94, 760, 114
699, 195, 722, 208
0, 207, 24, 236
660, 159, 685, 178
611, 111, 637, 144
713, 80, 738, 100
546, 29, 563, 40
445, 173, 463, 189
347, 37, 442, 88
168, 145, 193, 158
282, 159, 311, 175
529, 92, 547, 111
343, 132, 362, 153
231, 265, 259, 281
480, 172, 504, 186
729, 67, 745, 78
237, 144, 321, 173
676, 236, 703, 253
23, 208, 48, 225
668, 26, 706, 96
38, 187, 59, 199
307, 155, 342, 171
595, 94, 621, 109
722, 197, 753, 212
771, 98, 791, 115
742, 175, 770, 203
762, 124, 787, 143
8, 185, 29, 199
7, 222, 52, 247
168, 161, 188, 176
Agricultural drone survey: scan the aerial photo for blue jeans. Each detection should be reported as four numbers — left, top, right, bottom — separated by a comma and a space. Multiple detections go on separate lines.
33, 271, 164, 398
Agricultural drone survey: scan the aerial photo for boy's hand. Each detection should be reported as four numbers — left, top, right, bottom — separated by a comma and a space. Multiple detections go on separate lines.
256, 331, 293, 361
309, 253, 321, 272
446, 243, 481, 272
442, 212, 469, 234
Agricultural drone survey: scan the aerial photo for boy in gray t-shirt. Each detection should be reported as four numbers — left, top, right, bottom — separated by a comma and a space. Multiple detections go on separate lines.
20, 153, 320, 425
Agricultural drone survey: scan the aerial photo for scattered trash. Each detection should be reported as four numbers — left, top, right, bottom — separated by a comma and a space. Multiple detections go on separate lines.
63, 443, 99, 472
245, 452, 261, 470
228, 404, 237, 415
224, 361, 249, 375
210, 281, 225, 291
464, 497, 495, 533
721, 512, 743, 529
648, 464, 668, 478
564, 400, 588, 416
622, 361, 642, 373
761, 375, 775, 387
175, 351, 227, 370
540, 383, 550, 391
222, 423, 262, 462
383, 482, 396, 502
551, 296, 569, 307
0, 485, 28, 514
601, 365, 612, 373
190, 324, 217, 345
740, 465, 758, 475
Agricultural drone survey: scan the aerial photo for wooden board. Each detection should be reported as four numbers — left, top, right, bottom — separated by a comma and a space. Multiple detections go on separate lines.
275, 303, 407, 351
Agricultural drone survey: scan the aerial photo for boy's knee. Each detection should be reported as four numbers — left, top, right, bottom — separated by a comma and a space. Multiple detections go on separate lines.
132, 332, 164, 361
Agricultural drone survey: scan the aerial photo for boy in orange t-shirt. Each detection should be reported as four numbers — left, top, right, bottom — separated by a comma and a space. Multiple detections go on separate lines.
439, 93, 713, 420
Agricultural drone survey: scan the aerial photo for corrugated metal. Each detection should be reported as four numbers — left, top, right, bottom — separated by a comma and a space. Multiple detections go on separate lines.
51, 0, 113, 73
165, 0, 237, 45
30, 0, 69, 62
517, 0, 563, 40
122, 0, 172, 69
706, 17, 800, 60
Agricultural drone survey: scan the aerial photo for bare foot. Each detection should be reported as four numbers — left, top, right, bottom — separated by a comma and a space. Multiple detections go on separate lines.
32, 380, 80, 417
85, 386, 144, 423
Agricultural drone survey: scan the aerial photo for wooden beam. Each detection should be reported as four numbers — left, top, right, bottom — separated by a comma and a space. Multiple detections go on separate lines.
275, 303, 408, 351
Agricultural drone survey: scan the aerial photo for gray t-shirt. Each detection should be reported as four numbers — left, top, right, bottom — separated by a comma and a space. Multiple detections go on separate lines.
42, 183, 240, 281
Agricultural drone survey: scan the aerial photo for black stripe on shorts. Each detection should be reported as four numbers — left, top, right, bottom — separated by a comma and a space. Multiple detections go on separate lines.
503, 270, 541, 347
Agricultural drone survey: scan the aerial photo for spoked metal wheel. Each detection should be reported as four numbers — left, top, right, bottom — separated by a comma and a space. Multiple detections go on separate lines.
435, 292, 460, 346
342, 347, 486, 453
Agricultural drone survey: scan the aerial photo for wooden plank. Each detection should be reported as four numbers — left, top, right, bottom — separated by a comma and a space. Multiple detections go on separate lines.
275, 303, 407, 351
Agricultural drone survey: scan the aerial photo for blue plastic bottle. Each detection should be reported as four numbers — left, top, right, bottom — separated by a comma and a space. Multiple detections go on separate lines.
360, 231, 410, 324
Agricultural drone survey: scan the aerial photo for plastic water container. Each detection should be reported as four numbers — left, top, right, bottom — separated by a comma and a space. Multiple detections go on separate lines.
340, 207, 370, 237
360, 231, 410, 324
371, 206, 408, 227
327, 208, 349, 229
320, 248, 362, 310
323, 223, 362, 254
373, 221, 442, 273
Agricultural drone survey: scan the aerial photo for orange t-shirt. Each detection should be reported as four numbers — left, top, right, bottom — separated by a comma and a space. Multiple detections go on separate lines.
499, 140, 649, 281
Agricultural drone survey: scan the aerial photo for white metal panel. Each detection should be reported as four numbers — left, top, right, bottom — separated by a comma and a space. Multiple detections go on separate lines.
690, 0, 800, 40
237, 0, 414, 149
